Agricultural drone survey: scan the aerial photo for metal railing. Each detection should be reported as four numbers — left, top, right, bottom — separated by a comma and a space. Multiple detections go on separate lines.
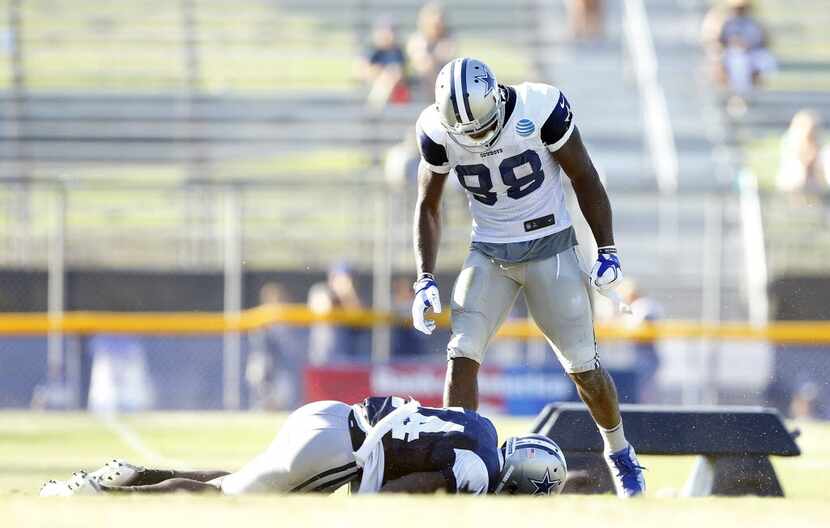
622, 0, 679, 194
739, 170, 770, 326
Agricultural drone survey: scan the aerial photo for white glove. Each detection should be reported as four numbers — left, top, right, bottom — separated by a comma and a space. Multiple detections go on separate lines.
590, 245, 623, 291
411, 274, 442, 335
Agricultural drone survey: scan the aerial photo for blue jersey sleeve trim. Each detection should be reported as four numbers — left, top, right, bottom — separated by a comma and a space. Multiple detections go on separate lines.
417, 123, 450, 170
540, 91, 574, 151
502, 86, 517, 124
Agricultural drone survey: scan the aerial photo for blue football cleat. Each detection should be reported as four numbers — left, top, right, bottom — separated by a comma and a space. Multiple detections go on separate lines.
606, 445, 646, 498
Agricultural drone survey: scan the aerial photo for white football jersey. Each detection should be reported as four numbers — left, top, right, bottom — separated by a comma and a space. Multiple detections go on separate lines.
416, 82, 576, 243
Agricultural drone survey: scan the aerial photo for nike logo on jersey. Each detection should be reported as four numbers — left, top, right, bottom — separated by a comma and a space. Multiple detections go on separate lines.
560, 98, 573, 122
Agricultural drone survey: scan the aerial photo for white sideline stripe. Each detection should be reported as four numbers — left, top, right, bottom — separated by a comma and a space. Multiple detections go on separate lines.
96, 412, 185, 467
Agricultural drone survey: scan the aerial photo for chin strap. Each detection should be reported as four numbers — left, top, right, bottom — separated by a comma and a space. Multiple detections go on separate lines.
494, 464, 516, 495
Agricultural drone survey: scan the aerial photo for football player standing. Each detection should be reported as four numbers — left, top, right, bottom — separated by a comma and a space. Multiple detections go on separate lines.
411, 58, 645, 497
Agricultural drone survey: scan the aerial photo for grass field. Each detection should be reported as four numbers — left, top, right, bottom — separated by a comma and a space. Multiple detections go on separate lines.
1, 411, 829, 527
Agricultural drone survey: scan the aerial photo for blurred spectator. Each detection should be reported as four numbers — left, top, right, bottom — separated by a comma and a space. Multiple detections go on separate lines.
328, 262, 363, 311
702, 0, 776, 105
390, 276, 428, 358
246, 282, 305, 410
618, 279, 663, 403
406, 2, 456, 100
385, 133, 422, 252
789, 381, 821, 420
308, 281, 337, 366
87, 334, 154, 413
359, 18, 410, 110
567, 0, 604, 41
385, 128, 466, 209
777, 110, 830, 193
30, 369, 73, 410
385, 132, 420, 189
307, 263, 367, 365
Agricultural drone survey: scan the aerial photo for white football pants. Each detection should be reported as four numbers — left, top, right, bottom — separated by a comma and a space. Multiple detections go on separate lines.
219, 400, 359, 494
447, 247, 599, 373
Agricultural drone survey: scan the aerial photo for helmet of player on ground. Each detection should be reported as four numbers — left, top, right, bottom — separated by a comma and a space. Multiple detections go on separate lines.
434, 57, 506, 153
495, 434, 567, 496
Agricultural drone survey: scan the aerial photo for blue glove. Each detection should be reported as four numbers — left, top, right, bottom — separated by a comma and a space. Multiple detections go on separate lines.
411, 273, 442, 335
590, 246, 623, 291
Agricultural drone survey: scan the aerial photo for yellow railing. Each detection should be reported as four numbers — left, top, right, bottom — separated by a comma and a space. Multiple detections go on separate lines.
1, 304, 829, 344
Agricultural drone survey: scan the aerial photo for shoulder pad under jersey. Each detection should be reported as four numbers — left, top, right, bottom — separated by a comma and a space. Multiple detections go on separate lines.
515, 82, 575, 152
415, 106, 451, 174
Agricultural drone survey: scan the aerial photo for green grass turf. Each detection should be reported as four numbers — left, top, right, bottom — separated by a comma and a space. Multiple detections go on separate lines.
0, 412, 828, 527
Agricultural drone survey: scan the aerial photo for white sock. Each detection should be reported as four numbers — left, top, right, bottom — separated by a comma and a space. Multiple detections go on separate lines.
598, 421, 628, 454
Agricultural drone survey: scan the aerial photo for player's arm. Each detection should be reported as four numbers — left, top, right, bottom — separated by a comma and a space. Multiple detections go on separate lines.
379, 448, 489, 494
554, 126, 614, 248
543, 90, 621, 290
411, 162, 448, 334
379, 471, 449, 494
411, 115, 450, 334
413, 161, 448, 277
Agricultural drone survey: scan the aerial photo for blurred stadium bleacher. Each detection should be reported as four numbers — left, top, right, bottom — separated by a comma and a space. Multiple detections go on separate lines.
0, 0, 829, 418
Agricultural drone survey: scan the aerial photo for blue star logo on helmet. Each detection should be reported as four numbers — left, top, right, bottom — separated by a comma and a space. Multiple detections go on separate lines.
516, 118, 535, 137
529, 468, 561, 496
473, 69, 495, 96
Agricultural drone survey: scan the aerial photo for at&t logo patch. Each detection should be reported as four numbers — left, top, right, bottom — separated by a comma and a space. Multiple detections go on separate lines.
516, 118, 535, 137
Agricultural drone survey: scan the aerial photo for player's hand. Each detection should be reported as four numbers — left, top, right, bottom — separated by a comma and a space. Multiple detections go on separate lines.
411, 273, 442, 335
590, 246, 623, 291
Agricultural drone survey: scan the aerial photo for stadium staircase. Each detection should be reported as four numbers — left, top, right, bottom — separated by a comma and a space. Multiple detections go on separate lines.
532, 0, 746, 320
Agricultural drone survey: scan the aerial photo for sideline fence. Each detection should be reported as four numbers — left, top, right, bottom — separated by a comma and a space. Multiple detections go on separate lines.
1, 308, 828, 416
1, 306, 830, 343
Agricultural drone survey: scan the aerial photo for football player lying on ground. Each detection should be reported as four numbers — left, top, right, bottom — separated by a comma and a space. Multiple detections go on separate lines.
41, 396, 567, 497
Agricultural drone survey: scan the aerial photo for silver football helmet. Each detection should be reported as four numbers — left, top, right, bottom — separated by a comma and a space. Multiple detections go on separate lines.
495, 434, 567, 496
434, 57, 506, 153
